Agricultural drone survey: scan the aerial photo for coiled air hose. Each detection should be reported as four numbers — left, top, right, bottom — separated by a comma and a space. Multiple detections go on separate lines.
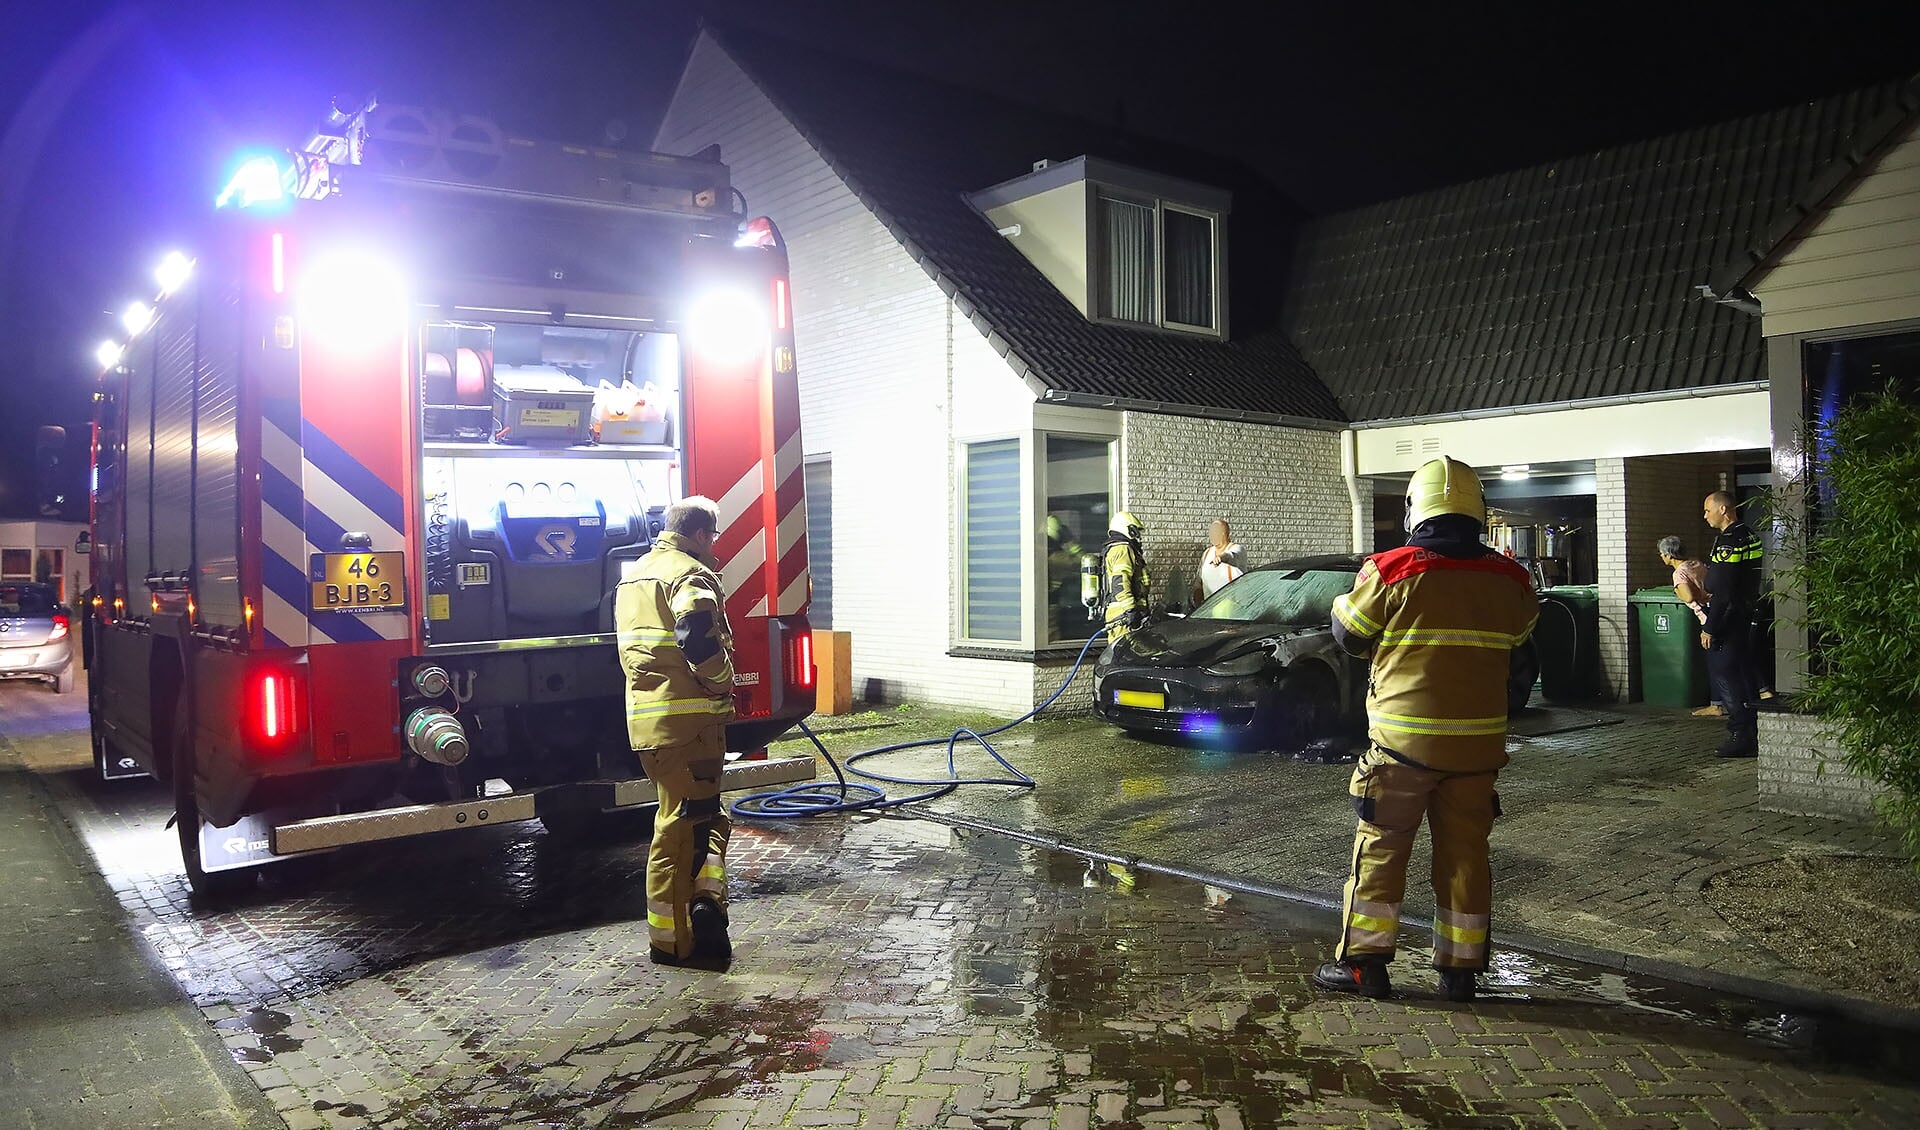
729, 626, 1108, 819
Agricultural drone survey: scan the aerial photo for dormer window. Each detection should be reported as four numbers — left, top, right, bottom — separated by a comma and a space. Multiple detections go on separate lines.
971, 156, 1230, 340
1094, 192, 1218, 332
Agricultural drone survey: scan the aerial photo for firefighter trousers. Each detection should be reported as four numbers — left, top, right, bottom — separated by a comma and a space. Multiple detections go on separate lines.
637, 723, 730, 959
1336, 744, 1498, 971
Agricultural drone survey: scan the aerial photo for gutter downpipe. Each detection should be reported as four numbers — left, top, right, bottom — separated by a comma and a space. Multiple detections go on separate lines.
1342, 427, 1366, 554
1346, 379, 1769, 430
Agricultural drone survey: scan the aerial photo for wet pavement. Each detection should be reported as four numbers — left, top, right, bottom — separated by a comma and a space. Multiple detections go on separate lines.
7, 678, 1920, 1128
787, 701, 1912, 1015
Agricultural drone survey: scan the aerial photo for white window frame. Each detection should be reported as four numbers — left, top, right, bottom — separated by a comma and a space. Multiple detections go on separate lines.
1089, 186, 1227, 340
1031, 421, 1120, 653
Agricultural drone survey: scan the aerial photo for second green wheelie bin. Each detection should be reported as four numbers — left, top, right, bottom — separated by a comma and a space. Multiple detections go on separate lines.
1629, 587, 1711, 707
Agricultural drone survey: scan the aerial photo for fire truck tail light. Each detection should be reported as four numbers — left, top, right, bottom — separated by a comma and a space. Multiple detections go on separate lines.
48, 612, 70, 642
791, 630, 815, 691
773, 277, 790, 331
250, 670, 302, 747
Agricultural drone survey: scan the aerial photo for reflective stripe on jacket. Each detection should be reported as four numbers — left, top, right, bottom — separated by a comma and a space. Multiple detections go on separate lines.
1332, 544, 1537, 773
1702, 521, 1763, 638
616, 531, 735, 750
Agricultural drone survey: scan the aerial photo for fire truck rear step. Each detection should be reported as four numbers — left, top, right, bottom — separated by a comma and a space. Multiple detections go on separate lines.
271, 755, 814, 854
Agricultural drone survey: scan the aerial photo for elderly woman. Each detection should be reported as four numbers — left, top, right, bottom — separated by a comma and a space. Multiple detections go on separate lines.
1657, 535, 1720, 717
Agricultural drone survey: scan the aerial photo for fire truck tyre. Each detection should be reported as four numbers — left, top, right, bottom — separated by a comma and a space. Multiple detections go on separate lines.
53, 665, 75, 694
171, 710, 254, 901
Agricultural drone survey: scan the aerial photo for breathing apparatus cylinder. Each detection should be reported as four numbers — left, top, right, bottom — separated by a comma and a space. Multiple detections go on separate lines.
1080, 552, 1102, 619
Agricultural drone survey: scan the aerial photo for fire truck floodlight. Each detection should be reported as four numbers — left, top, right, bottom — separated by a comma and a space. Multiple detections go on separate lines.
155, 251, 194, 295
121, 301, 154, 336
216, 153, 291, 209
298, 250, 408, 354
688, 288, 769, 366
95, 340, 124, 370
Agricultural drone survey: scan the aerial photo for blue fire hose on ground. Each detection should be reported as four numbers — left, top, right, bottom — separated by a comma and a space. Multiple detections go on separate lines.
729, 627, 1108, 819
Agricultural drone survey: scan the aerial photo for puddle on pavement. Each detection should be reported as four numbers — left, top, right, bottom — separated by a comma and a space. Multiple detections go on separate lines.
1013, 839, 1920, 1085
215, 1007, 303, 1064
363, 994, 830, 1128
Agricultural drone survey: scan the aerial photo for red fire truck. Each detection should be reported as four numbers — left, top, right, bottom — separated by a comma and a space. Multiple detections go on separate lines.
85, 102, 817, 895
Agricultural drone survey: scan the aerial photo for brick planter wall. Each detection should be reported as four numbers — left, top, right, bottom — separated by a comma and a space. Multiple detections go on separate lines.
1758, 711, 1885, 820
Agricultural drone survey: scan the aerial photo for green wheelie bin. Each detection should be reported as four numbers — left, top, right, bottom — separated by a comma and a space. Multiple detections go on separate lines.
1628, 588, 1711, 707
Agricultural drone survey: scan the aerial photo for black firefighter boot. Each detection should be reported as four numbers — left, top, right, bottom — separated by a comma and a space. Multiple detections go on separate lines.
1438, 969, 1477, 1002
689, 898, 733, 970
1312, 958, 1391, 999
1715, 725, 1758, 759
650, 901, 733, 972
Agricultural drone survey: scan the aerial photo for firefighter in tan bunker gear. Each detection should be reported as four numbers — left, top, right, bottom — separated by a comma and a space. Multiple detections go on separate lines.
616, 497, 737, 971
1102, 511, 1150, 642
1316, 458, 1537, 1002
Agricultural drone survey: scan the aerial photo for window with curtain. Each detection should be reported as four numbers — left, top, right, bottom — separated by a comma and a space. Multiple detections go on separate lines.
1162, 208, 1215, 329
963, 439, 1021, 641
1096, 194, 1155, 324
1093, 191, 1220, 334
803, 459, 832, 629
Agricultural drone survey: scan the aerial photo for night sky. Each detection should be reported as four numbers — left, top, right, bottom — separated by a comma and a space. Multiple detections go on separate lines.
3, 0, 1916, 518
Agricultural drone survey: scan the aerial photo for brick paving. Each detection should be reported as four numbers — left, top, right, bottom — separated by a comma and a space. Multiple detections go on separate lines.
0, 691, 282, 1130
6, 679, 1920, 1128
800, 702, 1908, 1009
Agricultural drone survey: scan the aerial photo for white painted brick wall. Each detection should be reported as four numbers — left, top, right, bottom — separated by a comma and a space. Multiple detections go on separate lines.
657, 34, 1037, 716
1758, 712, 1884, 820
1120, 413, 1350, 606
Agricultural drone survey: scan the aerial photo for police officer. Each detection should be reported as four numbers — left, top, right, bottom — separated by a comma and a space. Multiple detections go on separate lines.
1102, 512, 1150, 642
615, 496, 737, 971
1701, 490, 1764, 758
1315, 458, 1537, 1002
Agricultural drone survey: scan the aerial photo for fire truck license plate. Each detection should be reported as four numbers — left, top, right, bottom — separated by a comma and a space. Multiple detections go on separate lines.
310, 552, 407, 612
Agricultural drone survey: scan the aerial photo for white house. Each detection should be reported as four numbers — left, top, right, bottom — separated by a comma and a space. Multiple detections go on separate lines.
656, 24, 1914, 716
655, 26, 1355, 714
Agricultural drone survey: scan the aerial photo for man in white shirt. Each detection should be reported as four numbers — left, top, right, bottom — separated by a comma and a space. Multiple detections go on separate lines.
1193, 518, 1246, 601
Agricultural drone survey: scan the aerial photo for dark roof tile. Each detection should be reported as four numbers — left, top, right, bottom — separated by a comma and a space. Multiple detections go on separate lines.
1285, 80, 1910, 420
707, 25, 1346, 425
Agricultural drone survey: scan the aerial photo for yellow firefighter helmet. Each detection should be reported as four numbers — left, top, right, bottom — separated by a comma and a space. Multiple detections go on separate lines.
1109, 511, 1144, 540
1404, 457, 1486, 529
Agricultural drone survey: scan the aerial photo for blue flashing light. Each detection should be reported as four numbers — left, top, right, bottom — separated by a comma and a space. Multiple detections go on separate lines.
217, 154, 290, 209
1180, 713, 1224, 738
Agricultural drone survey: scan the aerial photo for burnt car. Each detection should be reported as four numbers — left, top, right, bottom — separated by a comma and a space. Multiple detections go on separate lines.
0, 581, 75, 694
1092, 555, 1538, 749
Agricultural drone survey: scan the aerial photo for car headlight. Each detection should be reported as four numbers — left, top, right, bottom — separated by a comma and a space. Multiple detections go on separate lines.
1203, 651, 1270, 677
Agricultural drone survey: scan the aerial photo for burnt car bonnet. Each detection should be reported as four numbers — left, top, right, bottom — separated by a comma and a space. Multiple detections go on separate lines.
1113, 618, 1303, 669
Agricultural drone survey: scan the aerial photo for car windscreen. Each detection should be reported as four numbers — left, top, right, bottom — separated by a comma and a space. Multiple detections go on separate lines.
1188, 569, 1355, 626
0, 585, 57, 617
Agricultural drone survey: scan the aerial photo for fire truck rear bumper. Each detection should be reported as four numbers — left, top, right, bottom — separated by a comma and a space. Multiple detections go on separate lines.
270, 755, 814, 855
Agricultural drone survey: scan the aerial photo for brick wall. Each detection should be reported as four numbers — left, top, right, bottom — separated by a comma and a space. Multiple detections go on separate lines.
1595, 454, 1737, 700
1119, 413, 1351, 608
1758, 712, 1884, 820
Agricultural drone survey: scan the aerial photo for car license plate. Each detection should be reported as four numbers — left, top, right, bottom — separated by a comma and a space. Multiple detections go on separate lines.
1114, 688, 1165, 710
310, 552, 406, 613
